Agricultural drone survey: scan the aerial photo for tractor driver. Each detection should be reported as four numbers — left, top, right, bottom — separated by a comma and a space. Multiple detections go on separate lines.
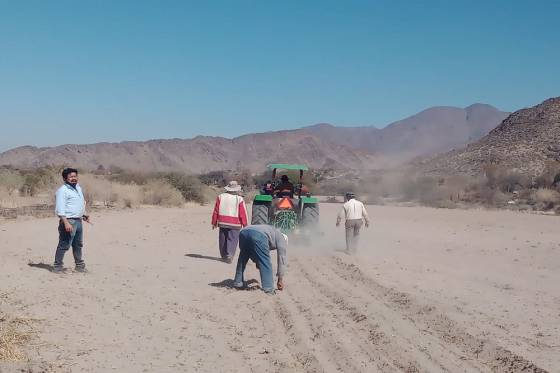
275, 175, 294, 198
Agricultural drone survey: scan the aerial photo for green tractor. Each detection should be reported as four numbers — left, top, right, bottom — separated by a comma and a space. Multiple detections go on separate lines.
251, 164, 319, 233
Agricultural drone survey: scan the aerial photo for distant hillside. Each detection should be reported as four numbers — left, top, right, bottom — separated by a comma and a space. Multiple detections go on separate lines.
0, 132, 377, 173
0, 103, 508, 172
420, 97, 560, 176
301, 104, 508, 161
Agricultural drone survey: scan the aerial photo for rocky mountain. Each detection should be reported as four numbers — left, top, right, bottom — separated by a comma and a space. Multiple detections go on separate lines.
420, 97, 560, 176
301, 104, 508, 162
0, 103, 508, 173
0, 132, 378, 173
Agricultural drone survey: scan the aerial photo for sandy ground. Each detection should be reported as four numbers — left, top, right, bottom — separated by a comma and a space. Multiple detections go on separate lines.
0, 204, 559, 372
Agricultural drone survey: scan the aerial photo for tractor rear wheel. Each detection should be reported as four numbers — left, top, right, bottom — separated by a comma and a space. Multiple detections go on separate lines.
251, 203, 270, 225
301, 204, 319, 228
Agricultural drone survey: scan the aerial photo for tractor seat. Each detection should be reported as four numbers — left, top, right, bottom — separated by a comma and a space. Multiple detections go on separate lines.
276, 190, 294, 198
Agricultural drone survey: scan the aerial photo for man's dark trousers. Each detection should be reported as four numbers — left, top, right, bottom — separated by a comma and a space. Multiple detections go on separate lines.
54, 219, 84, 269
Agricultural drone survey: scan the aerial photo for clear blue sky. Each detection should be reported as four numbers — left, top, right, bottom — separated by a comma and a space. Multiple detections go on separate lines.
0, 0, 558, 151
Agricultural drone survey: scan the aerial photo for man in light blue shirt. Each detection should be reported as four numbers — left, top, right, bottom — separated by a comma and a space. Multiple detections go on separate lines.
53, 168, 90, 273
233, 225, 288, 294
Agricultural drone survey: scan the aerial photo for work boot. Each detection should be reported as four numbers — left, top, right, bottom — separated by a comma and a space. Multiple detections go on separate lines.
233, 281, 245, 289
52, 265, 64, 273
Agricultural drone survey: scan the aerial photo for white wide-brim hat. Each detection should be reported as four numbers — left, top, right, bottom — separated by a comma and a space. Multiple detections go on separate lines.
225, 180, 242, 192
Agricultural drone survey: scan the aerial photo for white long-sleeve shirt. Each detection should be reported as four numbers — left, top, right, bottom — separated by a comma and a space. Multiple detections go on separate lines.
337, 199, 370, 224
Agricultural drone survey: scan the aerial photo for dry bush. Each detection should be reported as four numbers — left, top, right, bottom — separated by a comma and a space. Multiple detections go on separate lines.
140, 180, 185, 207
111, 183, 143, 208
533, 188, 560, 203
242, 189, 258, 204
316, 179, 357, 196
78, 174, 144, 208
534, 161, 560, 188
400, 176, 439, 203
79, 174, 120, 206
530, 188, 560, 211
318, 171, 464, 207
109, 171, 152, 185
0, 187, 16, 208
19, 168, 58, 196
199, 170, 231, 186
0, 169, 24, 196
484, 164, 528, 192
162, 173, 207, 204
486, 189, 510, 206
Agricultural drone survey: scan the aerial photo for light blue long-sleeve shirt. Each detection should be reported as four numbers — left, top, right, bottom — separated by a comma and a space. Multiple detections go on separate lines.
55, 183, 86, 218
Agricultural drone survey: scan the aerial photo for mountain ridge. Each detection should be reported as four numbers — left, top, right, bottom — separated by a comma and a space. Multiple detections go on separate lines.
0, 103, 509, 173
420, 97, 560, 176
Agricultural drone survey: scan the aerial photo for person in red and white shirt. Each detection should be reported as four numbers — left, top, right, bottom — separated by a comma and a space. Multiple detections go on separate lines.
211, 181, 248, 263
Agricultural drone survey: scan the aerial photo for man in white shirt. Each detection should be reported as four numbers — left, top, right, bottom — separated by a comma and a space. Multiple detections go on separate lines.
53, 168, 90, 273
336, 192, 370, 254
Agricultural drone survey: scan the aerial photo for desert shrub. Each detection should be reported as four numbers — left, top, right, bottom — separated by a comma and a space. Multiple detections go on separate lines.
19, 168, 57, 196
0, 169, 24, 196
242, 189, 258, 204
201, 169, 255, 191
483, 164, 500, 188
495, 170, 528, 193
430, 199, 457, 209
398, 175, 444, 205
0, 187, 15, 207
236, 169, 253, 189
534, 161, 560, 188
483, 164, 528, 192
199, 171, 230, 186
530, 188, 560, 210
79, 174, 119, 206
108, 165, 124, 174
533, 188, 560, 203
140, 180, 184, 206
483, 189, 510, 206
78, 174, 148, 207
316, 180, 356, 196
162, 173, 206, 204
111, 183, 143, 208
109, 172, 152, 185
123, 198, 133, 208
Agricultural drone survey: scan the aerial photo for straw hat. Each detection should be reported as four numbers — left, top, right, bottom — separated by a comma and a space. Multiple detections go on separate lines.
225, 180, 242, 192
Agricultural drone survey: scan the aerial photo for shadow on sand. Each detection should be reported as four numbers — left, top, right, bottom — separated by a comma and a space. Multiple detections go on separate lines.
27, 262, 55, 272
209, 279, 260, 291
185, 253, 225, 263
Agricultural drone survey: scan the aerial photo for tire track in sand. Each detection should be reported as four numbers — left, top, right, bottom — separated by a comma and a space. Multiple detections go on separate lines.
277, 281, 391, 372
297, 257, 487, 372
275, 256, 435, 372
290, 257, 460, 373
322, 256, 548, 373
